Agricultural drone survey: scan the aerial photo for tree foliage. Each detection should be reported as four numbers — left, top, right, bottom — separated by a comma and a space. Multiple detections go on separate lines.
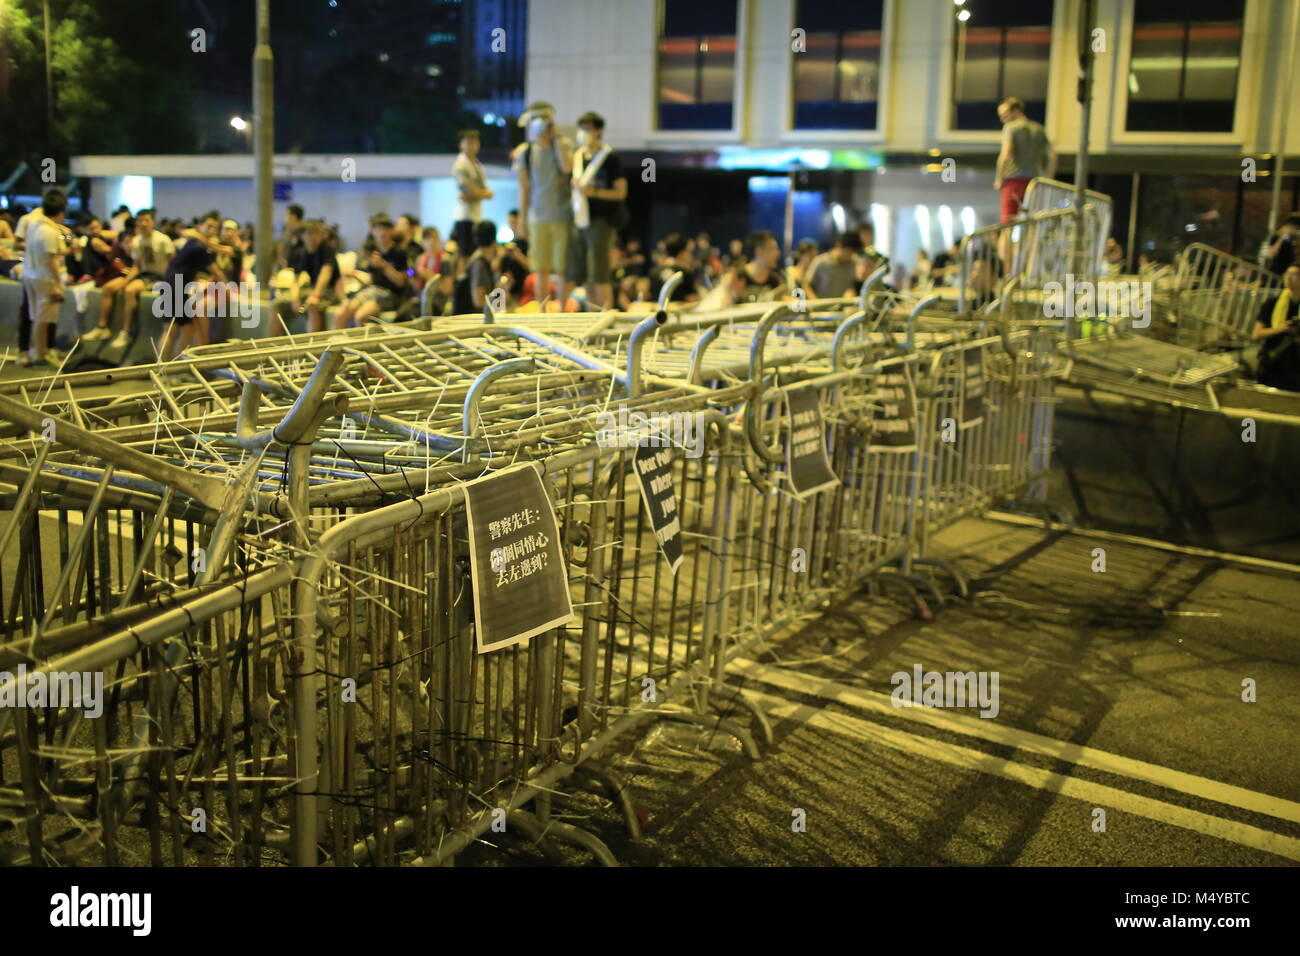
0, 0, 196, 184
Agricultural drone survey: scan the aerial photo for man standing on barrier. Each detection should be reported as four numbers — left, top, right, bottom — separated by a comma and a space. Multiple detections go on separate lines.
994, 97, 1055, 224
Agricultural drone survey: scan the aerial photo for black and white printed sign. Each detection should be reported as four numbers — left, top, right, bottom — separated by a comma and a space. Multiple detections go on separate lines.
785, 387, 840, 498
633, 442, 684, 573
961, 348, 985, 428
463, 463, 574, 653
868, 366, 918, 450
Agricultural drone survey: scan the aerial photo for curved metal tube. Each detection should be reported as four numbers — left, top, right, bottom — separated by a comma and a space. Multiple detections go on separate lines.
858, 264, 889, 312
744, 303, 794, 464
687, 324, 721, 385
275, 349, 348, 443
419, 276, 440, 317
657, 270, 683, 310
998, 275, 1021, 318
235, 348, 351, 451
903, 295, 942, 352
626, 310, 668, 399
462, 357, 536, 462
830, 309, 868, 372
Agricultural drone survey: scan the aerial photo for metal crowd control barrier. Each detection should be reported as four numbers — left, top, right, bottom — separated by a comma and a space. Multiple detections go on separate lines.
1171, 243, 1282, 349
0, 279, 1062, 867
958, 206, 1106, 319
1061, 326, 1238, 411
1022, 176, 1113, 276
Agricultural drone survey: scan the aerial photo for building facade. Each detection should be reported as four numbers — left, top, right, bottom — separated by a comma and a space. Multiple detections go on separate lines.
524, 0, 1300, 266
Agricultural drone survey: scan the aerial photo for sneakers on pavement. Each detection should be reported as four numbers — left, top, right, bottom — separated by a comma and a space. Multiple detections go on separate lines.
82, 326, 112, 342
110, 330, 133, 349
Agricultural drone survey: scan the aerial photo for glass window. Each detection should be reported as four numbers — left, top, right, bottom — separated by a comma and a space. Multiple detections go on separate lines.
951, 1, 1053, 131
657, 0, 738, 131
1126, 0, 1244, 133
791, 0, 884, 130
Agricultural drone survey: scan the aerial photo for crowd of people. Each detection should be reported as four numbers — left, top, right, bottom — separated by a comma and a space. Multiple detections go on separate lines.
2, 94, 1296, 391
0, 104, 903, 369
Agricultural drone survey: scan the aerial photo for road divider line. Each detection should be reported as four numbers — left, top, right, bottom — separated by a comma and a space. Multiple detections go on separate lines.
744, 688, 1300, 863
732, 658, 1300, 826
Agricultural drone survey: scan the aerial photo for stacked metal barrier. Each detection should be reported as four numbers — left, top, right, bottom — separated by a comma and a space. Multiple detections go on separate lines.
1170, 243, 1281, 349
0, 276, 1060, 867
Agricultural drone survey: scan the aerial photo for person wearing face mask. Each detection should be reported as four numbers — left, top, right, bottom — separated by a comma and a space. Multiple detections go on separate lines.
570, 111, 628, 311
511, 101, 574, 309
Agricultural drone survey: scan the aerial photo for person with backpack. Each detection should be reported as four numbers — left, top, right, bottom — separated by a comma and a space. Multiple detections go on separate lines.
512, 101, 573, 309
571, 111, 628, 311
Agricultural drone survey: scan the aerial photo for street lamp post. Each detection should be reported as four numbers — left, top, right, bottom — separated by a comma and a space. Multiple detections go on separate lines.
1074, 0, 1096, 281
43, 0, 53, 145
253, 0, 274, 304
1268, 0, 1300, 234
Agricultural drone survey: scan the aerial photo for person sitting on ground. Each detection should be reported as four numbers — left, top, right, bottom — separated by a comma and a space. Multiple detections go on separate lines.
279, 203, 305, 267
617, 274, 653, 311
788, 239, 819, 289
453, 220, 501, 315
931, 240, 961, 286
79, 216, 134, 342
1254, 263, 1300, 392
112, 208, 175, 350
394, 213, 422, 269
1263, 214, 1300, 277
911, 249, 933, 291
650, 232, 704, 306
622, 237, 648, 277
285, 219, 340, 333
415, 226, 443, 285
0, 215, 17, 259
805, 233, 865, 300
425, 255, 458, 317
737, 231, 785, 302
499, 237, 531, 300
158, 211, 226, 360
333, 213, 412, 328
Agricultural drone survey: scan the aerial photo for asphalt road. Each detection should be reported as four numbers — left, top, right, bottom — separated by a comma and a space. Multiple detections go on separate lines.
463, 516, 1300, 866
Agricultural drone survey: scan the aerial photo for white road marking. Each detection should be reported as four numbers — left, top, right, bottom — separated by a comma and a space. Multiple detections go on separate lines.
732, 659, 1300, 826
743, 687, 1300, 863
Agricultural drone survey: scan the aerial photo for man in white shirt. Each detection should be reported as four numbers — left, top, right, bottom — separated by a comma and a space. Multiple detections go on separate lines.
117, 208, 175, 348
451, 130, 493, 255
21, 189, 69, 367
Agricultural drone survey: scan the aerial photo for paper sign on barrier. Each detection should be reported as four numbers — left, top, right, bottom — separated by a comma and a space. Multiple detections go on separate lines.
869, 365, 919, 451
785, 387, 840, 499
463, 463, 574, 653
633, 442, 684, 572
962, 348, 986, 428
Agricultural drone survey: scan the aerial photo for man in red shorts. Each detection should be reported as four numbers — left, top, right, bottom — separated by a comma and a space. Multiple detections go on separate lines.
994, 97, 1055, 224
